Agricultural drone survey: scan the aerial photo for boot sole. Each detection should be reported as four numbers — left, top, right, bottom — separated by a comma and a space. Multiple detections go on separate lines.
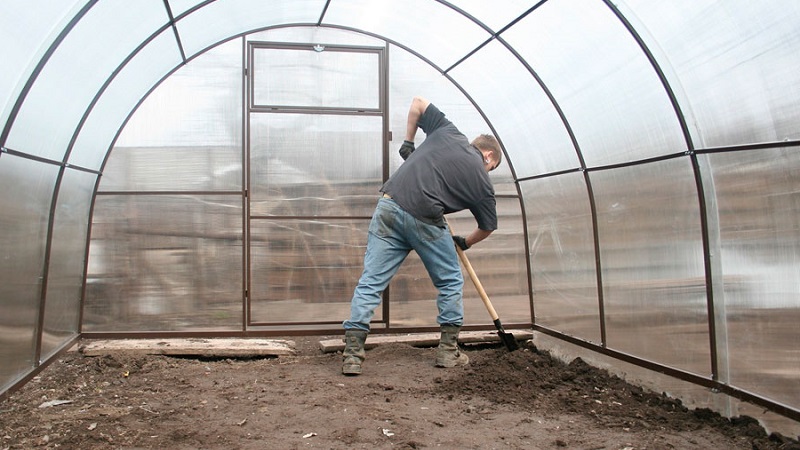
435, 354, 469, 368
342, 365, 362, 376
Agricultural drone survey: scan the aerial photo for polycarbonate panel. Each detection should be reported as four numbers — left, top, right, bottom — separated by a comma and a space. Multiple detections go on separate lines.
0, 0, 89, 129
449, 199, 530, 326
249, 199, 529, 328
594, 158, 709, 374
502, 0, 685, 167
387, 44, 516, 195
83, 194, 243, 332
41, 168, 96, 360
391, 204, 530, 329
176, 0, 326, 59
447, 0, 536, 32
450, 39, 579, 178
249, 113, 383, 217
100, 42, 243, 191
116, 38, 241, 149
5, 0, 168, 161
323, 0, 491, 71
101, 145, 242, 192
249, 219, 368, 324
69, 28, 184, 170
0, 155, 58, 390
711, 147, 800, 410
385, 251, 439, 329
624, 0, 800, 147
251, 45, 380, 110
521, 173, 600, 342
167, 0, 200, 18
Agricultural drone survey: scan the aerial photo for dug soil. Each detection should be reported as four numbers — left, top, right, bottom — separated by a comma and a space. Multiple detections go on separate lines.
2, 337, 799, 449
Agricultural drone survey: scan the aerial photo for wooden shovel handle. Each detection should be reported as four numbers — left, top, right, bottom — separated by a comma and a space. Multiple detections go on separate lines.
447, 224, 500, 322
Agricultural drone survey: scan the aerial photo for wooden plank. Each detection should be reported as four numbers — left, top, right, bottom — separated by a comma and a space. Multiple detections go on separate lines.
319, 330, 533, 353
79, 338, 296, 357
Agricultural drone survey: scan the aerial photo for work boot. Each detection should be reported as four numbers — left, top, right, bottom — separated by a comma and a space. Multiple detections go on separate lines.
342, 330, 367, 376
435, 325, 469, 368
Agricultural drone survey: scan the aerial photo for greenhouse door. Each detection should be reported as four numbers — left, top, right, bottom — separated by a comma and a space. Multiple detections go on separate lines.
246, 42, 388, 328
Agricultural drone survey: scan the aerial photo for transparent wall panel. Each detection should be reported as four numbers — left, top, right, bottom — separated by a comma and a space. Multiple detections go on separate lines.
248, 198, 528, 328
176, 0, 326, 59
387, 44, 516, 195
248, 204, 529, 328
389, 219, 530, 329
249, 113, 383, 217
167, 0, 201, 18
503, 0, 685, 167
99, 40, 242, 189
447, 0, 537, 32
323, 0, 490, 71
521, 173, 600, 342
0, 0, 89, 128
5, 0, 168, 161
0, 156, 58, 390
41, 168, 96, 359
593, 158, 709, 374
69, 28, 185, 170
624, 0, 800, 147
84, 194, 243, 332
101, 145, 242, 192
249, 219, 368, 324
251, 45, 380, 110
448, 199, 531, 326
386, 250, 440, 330
450, 39, 580, 178
711, 148, 800, 410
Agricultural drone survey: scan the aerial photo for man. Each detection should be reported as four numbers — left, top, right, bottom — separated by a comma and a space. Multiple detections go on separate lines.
342, 96, 502, 375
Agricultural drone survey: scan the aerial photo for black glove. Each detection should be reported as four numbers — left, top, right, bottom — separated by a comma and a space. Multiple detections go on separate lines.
399, 140, 415, 160
452, 235, 470, 251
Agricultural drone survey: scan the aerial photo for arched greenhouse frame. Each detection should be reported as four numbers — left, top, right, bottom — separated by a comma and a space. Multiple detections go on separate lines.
2, 0, 799, 438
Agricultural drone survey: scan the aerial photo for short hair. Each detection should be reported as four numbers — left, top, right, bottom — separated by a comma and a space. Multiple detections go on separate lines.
471, 134, 502, 167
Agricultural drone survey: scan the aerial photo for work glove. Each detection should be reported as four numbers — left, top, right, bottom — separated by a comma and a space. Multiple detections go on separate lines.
399, 140, 415, 160
452, 235, 470, 251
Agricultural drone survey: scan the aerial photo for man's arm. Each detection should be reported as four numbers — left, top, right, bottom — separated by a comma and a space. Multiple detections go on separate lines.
405, 96, 430, 141
466, 228, 493, 248
452, 228, 493, 251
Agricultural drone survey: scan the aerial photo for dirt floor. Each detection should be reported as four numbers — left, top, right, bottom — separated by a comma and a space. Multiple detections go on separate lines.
2, 336, 799, 450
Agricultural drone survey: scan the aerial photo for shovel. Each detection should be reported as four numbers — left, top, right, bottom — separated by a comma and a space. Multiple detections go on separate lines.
448, 225, 519, 352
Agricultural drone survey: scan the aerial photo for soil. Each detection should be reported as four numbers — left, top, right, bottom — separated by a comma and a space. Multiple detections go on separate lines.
2, 337, 799, 450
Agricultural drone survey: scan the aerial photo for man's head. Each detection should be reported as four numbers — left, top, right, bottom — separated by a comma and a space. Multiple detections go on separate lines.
471, 134, 502, 172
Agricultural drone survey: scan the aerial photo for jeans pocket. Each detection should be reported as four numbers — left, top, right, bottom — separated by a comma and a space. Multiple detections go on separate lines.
370, 204, 395, 238
415, 218, 445, 242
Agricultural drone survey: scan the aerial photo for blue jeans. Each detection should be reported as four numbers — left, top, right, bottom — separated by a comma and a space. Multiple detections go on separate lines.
343, 198, 464, 332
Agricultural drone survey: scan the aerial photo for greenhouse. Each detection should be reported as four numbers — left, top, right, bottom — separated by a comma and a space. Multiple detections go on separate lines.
2, 0, 799, 444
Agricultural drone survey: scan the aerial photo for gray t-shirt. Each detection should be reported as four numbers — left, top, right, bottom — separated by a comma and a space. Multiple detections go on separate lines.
381, 103, 497, 231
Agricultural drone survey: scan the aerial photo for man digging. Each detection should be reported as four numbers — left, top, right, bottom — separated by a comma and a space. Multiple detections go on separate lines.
342, 96, 502, 375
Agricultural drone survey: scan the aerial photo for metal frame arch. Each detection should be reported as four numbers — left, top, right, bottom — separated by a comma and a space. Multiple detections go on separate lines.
602, 0, 722, 383
433, 0, 605, 339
